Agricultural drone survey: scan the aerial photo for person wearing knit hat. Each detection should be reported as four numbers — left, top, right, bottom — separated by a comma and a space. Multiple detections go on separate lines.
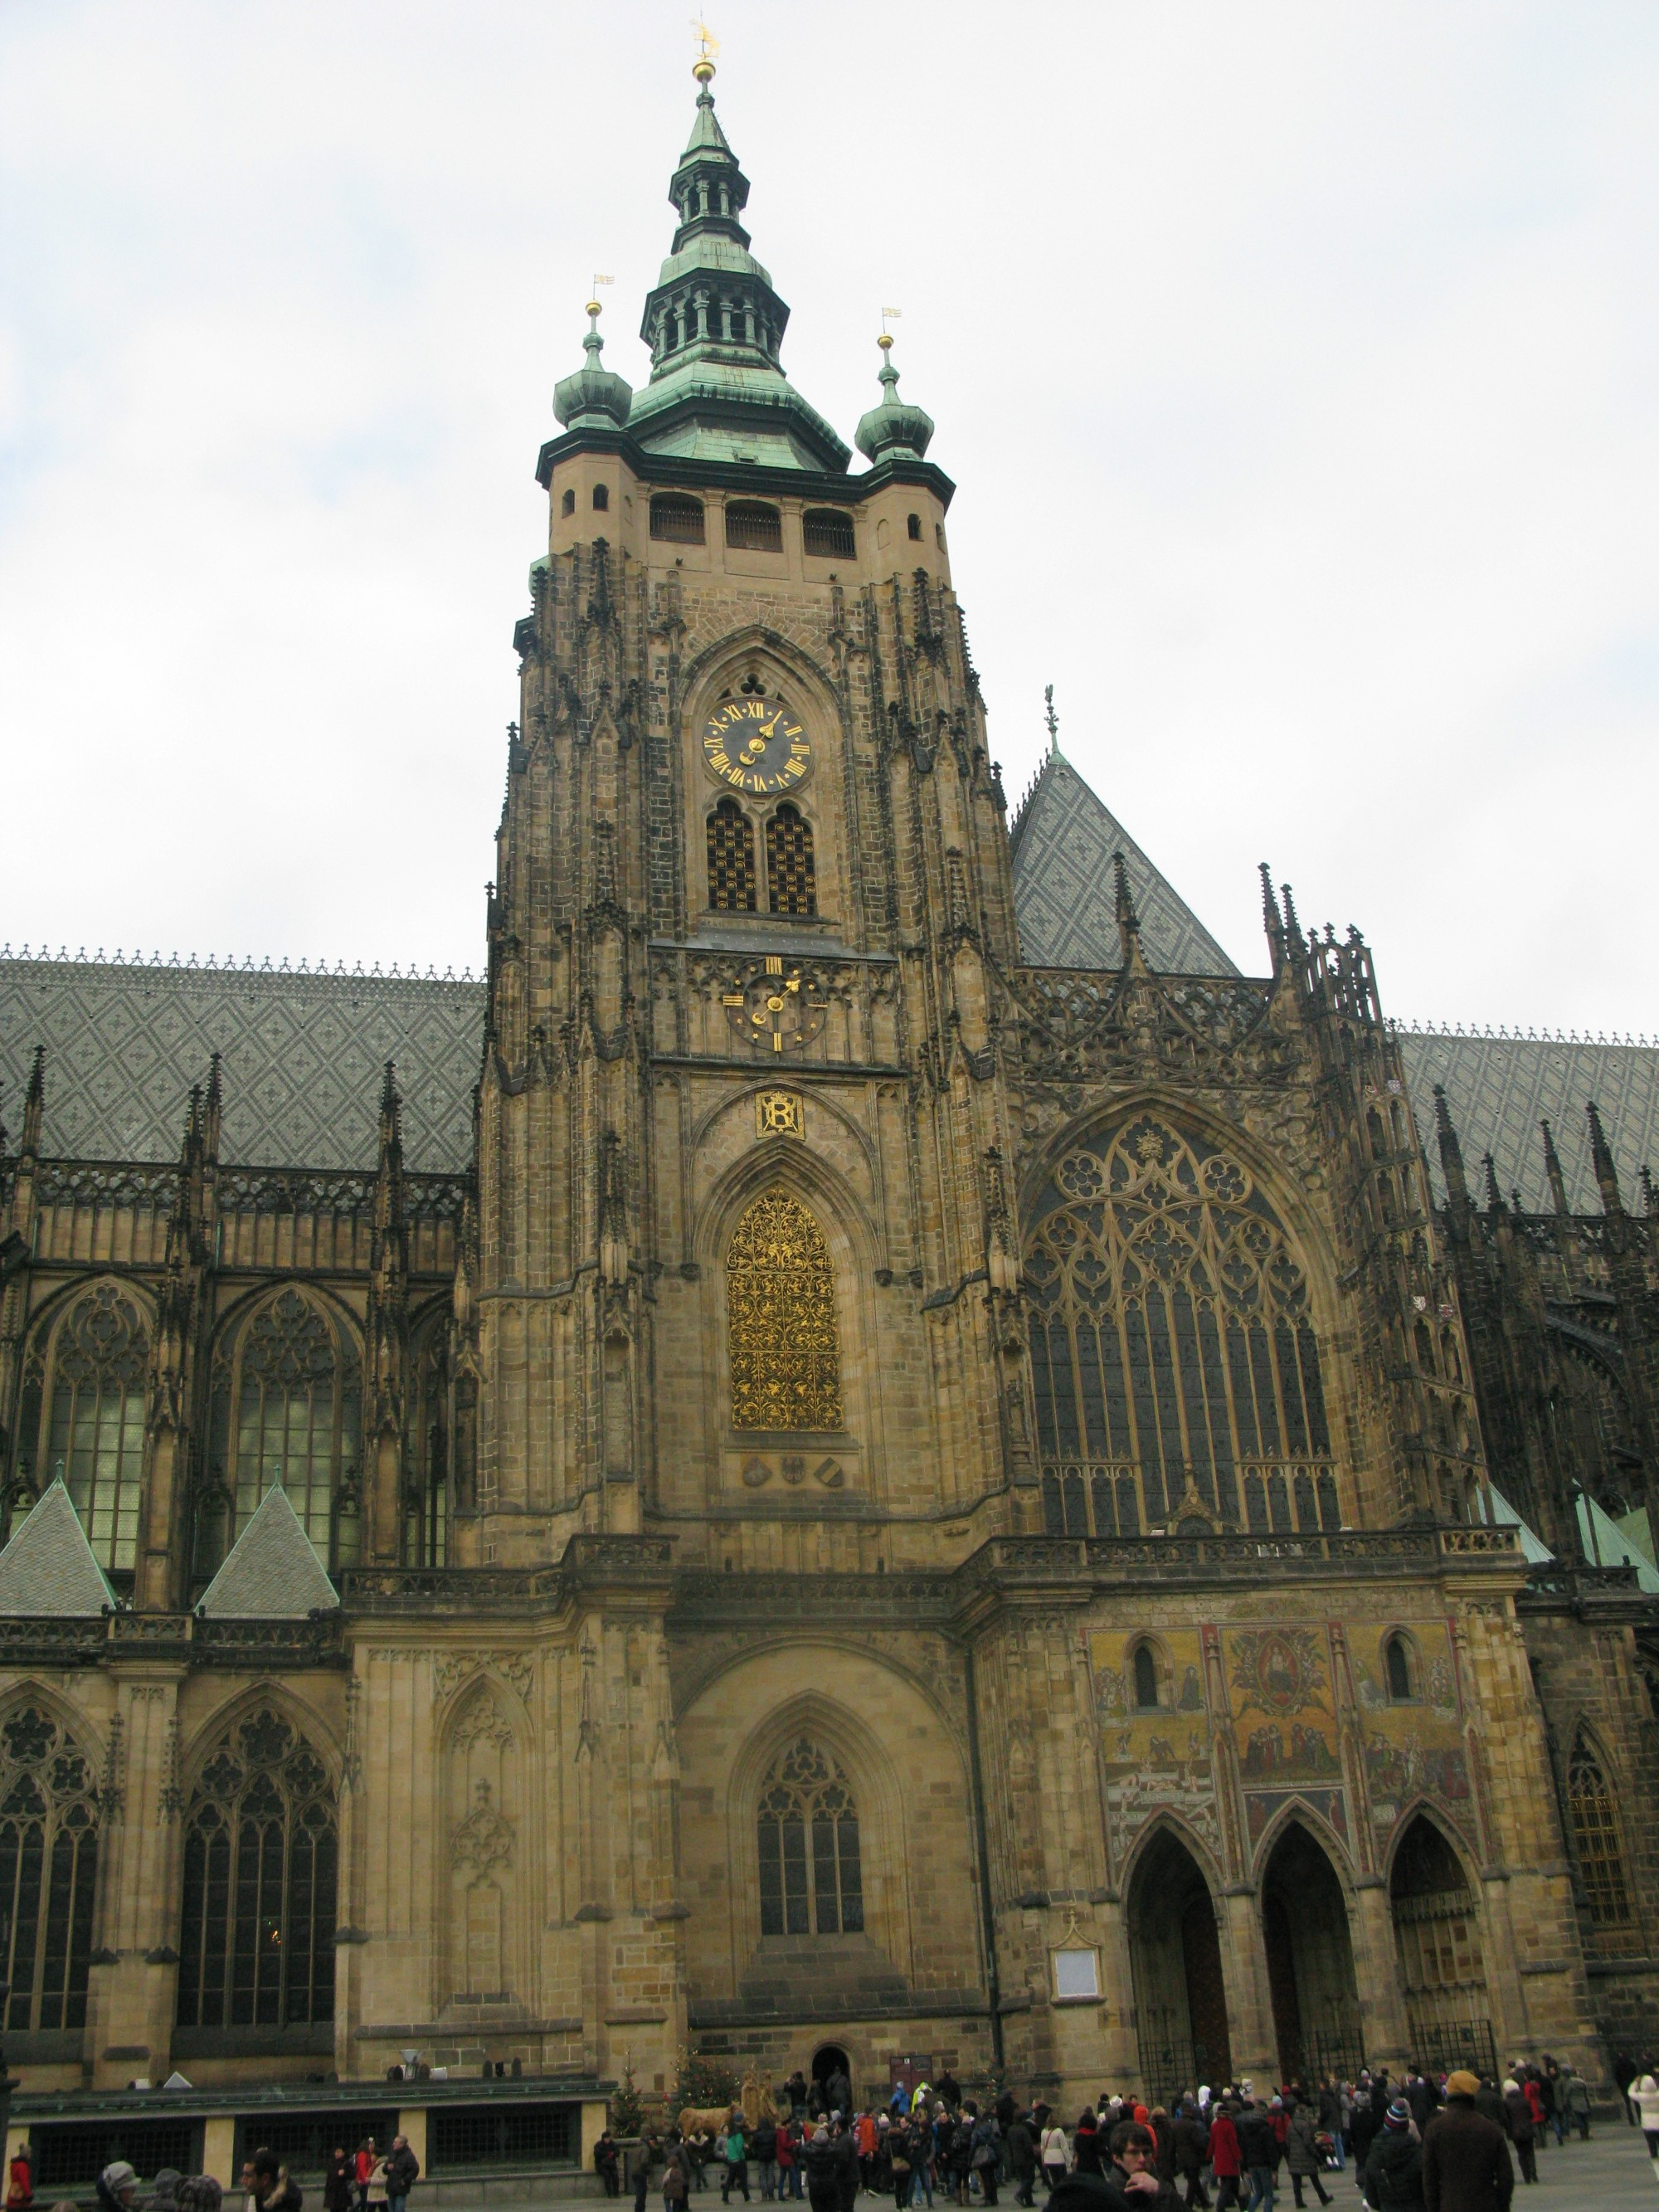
1421, 2073, 1513, 2212
1359, 2102, 1423, 2212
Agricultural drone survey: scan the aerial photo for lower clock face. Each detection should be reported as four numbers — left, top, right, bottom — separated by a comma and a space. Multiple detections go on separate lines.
703, 698, 812, 796
721, 963, 830, 1053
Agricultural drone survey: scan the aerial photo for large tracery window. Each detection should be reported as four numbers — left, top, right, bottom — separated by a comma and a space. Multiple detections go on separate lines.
177, 1708, 338, 2030
1025, 1114, 1336, 1537
727, 1191, 842, 1431
1566, 1732, 1635, 1938
708, 797, 758, 913
202, 1289, 362, 1577
757, 1737, 864, 1937
13, 1285, 149, 1569
0, 1706, 100, 2035
766, 804, 816, 916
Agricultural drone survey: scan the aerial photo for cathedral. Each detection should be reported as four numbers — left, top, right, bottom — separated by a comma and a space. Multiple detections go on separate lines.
0, 52, 1657, 2184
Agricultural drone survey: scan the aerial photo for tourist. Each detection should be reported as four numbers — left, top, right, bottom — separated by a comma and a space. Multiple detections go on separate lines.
6, 2144, 32, 2212
937, 2074, 962, 2114
1283, 2098, 1330, 2210
596, 2133, 623, 2200
250, 2153, 301, 2212
1347, 2085, 1378, 2182
353, 2142, 377, 2212
754, 2117, 779, 2203
1558, 2067, 1589, 2143
722, 2121, 751, 2206
1632, 2066, 1659, 2168
1073, 2115, 1102, 2179
385, 2135, 418, 2212
1208, 2100, 1243, 2212
971, 2112, 1001, 2206
1172, 2102, 1209, 2212
1108, 2124, 1175, 2211
94, 2169, 138, 2212
1008, 2113, 1037, 2209
1039, 2118, 1070, 2194
1359, 2102, 1422, 2212
1421, 2073, 1512, 2212
776, 2123, 802, 2202
1499, 2083, 1535, 2185
324, 2151, 354, 2212
178, 2183, 223, 2212
1234, 2101, 1277, 2212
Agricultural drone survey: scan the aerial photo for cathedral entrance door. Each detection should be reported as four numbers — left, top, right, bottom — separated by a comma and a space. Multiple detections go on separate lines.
1261, 1822, 1364, 2083
1127, 1829, 1233, 2103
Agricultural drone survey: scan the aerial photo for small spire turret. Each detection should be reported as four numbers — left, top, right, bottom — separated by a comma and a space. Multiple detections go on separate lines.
553, 298, 634, 431
855, 331, 936, 465
1481, 1152, 1506, 1216
20, 1045, 44, 1157
1588, 1100, 1624, 1216
1112, 850, 1141, 961
1540, 1118, 1569, 1216
1259, 861, 1285, 966
1433, 1085, 1471, 1211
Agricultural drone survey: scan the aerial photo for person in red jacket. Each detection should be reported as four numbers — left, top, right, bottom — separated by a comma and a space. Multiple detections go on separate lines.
1209, 2103, 1243, 2212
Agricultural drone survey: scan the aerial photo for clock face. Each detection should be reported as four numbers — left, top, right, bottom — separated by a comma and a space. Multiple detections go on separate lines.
721, 963, 830, 1054
702, 698, 812, 796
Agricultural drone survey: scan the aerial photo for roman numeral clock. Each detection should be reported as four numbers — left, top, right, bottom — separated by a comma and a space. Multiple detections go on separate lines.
702, 697, 812, 795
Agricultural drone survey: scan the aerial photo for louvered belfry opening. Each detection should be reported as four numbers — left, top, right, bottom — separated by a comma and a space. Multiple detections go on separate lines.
766, 803, 816, 916
708, 797, 758, 913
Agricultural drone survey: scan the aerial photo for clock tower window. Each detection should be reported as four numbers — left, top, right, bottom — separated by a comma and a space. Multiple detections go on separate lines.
766, 804, 816, 917
726, 500, 782, 553
708, 799, 757, 914
650, 493, 705, 544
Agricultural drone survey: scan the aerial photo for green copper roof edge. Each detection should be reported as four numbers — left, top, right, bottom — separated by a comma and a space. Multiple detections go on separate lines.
627, 375, 851, 470
535, 426, 955, 509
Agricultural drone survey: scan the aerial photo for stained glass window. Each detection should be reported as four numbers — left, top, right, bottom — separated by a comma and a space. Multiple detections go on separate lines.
37, 1286, 148, 1570
1567, 1733, 1632, 1930
757, 1737, 864, 1938
1026, 1114, 1334, 1535
177, 1708, 338, 2029
0, 1705, 100, 2033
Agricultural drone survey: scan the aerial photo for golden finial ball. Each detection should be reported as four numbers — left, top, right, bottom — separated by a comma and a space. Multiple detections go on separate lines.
877, 332, 894, 351
586, 300, 602, 318
693, 57, 716, 82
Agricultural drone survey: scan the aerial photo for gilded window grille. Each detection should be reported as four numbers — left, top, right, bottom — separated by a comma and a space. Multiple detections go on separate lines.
202, 1289, 362, 1576
1566, 1734, 1634, 1932
176, 1708, 338, 2029
757, 1737, 864, 1937
727, 1190, 842, 1431
1024, 1114, 1336, 1536
0, 1705, 100, 2034
708, 798, 757, 913
24, 1284, 149, 1570
766, 803, 816, 917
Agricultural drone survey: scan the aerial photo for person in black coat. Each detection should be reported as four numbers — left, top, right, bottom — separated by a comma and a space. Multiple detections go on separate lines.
1360, 2103, 1424, 2212
1422, 2078, 1512, 2212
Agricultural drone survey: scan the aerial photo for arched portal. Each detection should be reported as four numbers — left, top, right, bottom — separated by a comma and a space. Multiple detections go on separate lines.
1261, 1821, 1362, 2083
1127, 1829, 1233, 2103
1389, 1816, 1494, 2078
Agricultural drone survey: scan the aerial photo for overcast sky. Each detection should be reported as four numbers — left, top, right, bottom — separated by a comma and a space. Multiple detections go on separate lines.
2, 2, 1655, 1035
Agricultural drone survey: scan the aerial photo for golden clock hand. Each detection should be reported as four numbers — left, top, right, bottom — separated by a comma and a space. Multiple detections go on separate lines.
785, 977, 800, 992
758, 709, 781, 739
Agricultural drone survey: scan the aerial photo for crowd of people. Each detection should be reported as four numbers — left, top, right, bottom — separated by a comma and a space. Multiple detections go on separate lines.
606, 2054, 1656, 2212
1, 2134, 421, 2212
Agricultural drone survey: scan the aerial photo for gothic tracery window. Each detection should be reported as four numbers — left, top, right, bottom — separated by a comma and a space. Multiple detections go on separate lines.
757, 1737, 864, 1937
766, 804, 816, 917
1566, 1732, 1634, 1934
17, 1285, 149, 1568
202, 1289, 362, 1577
0, 1705, 100, 2034
1025, 1115, 1335, 1537
727, 1191, 842, 1432
176, 1708, 338, 2030
708, 797, 757, 913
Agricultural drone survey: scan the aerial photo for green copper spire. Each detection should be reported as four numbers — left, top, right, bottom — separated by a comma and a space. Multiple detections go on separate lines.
854, 333, 935, 464
625, 57, 849, 472
553, 299, 634, 431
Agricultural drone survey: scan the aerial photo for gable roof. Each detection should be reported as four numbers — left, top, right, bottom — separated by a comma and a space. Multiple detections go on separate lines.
197, 1484, 340, 1619
0, 1479, 115, 1615
1008, 753, 1239, 977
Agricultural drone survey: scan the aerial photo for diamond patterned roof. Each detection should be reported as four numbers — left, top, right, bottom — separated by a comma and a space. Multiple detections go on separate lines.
198, 1482, 340, 1617
1009, 752, 1239, 977
0, 1479, 115, 1616
1, 956, 482, 1172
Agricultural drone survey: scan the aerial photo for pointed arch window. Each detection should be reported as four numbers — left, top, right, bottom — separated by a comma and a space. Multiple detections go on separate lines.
708, 798, 757, 913
201, 1290, 361, 1581
1025, 1115, 1334, 1537
727, 1191, 841, 1431
0, 1705, 100, 2034
1566, 1732, 1634, 1932
17, 1285, 150, 1569
757, 1737, 864, 1937
176, 1708, 338, 2029
406, 1322, 450, 1569
766, 804, 816, 917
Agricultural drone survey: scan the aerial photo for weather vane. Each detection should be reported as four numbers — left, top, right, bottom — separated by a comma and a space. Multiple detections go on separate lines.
1044, 684, 1059, 753
692, 18, 719, 76
588, 272, 614, 317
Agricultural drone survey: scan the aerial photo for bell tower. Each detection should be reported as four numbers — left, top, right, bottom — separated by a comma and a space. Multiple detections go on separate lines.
458, 53, 1036, 1569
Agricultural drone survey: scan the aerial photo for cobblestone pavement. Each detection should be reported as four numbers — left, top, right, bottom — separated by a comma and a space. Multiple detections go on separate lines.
1331, 2124, 1659, 2212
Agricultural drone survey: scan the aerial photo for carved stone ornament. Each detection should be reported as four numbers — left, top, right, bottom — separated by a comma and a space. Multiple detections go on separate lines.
451, 1777, 514, 1870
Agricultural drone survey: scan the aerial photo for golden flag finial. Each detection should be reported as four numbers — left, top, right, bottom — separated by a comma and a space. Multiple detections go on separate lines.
587, 273, 614, 319
691, 18, 719, 81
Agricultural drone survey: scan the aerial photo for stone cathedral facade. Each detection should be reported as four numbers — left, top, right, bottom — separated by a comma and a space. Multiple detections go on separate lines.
1, 61, 1657, 2138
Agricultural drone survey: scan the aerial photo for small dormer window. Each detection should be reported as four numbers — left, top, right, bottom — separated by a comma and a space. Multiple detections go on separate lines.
650, 495, 705, 545
907, 513, 922, 542
592, 484, 610, 512
726, 502, 782, 553
561, 489, 575, 517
